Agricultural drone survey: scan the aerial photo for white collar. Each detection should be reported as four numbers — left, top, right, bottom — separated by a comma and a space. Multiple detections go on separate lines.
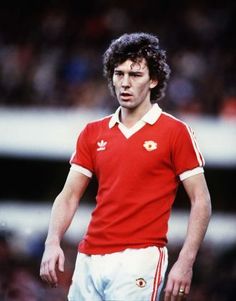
109, 103, 162, 129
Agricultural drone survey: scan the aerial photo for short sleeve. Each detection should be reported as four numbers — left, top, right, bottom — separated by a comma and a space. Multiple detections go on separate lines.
171, 123, 205, 176
70, 125, 94, 173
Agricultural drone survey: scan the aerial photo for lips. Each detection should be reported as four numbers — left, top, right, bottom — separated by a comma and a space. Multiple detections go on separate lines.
120, 92, 132, 100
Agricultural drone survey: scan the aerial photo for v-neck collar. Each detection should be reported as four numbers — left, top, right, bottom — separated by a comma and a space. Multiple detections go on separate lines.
108, 103, 162, 138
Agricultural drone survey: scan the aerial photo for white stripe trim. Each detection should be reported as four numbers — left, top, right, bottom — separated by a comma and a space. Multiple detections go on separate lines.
191, 129, 205, 165
70, 164, 93, 178
185, 126, 204, 166
151, 248, 163, 301
151, 247, 168, 301
179, 167, 204, 181
161, 111, 182, 122
162, 112, 204, 166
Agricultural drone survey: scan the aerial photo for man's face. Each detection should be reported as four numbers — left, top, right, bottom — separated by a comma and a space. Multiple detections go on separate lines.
112, 58, 157, 110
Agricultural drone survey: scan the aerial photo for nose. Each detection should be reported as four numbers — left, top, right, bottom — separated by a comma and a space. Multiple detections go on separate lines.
121, 74, 130, 88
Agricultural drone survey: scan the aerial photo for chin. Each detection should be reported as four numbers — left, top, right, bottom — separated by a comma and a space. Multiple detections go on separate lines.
120, 102, 136, 109
119, 98, 133, 106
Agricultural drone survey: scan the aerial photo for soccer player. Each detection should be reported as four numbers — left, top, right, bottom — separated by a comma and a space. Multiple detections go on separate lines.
40, 32, 211, 301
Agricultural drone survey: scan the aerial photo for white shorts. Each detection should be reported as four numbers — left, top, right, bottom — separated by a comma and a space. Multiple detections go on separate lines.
68, 246, 168, 301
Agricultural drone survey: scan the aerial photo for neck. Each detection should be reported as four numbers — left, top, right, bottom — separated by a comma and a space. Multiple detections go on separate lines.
120, 101, 152, 128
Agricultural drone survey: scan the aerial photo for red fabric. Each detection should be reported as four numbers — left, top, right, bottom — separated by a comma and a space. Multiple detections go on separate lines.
70, 112, 204, 255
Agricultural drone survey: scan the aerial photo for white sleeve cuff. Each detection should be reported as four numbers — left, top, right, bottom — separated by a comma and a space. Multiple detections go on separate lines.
179, 167, 204, 181
70, 164, 93, 178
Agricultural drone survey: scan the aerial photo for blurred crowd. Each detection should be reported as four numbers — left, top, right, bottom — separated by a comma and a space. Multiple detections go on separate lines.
0, 230, 235, 301
0, 1, 235, 117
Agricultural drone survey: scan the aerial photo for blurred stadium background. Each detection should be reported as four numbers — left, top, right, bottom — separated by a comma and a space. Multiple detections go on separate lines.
0, 0, 235, 300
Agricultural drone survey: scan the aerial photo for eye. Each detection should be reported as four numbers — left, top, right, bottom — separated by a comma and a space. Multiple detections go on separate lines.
114, 71, 123, 77
130, 72, 142, 77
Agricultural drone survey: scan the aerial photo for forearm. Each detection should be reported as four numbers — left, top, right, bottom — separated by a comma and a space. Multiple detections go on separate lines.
40, 168, 90, 286
40, 191, 78, 287
45, 192, 78, 246
164, 175, 211, 298
45, 170, 90, 246
178, 173, 212, 265
178, 197, 212, 265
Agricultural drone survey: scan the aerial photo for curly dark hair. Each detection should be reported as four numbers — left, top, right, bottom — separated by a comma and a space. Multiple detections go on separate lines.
103, 32, 171, 103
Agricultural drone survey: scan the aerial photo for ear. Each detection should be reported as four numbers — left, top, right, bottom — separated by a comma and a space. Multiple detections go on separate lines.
150, 79, 158, 89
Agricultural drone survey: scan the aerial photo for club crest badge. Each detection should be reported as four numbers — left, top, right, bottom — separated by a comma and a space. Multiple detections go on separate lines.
136, 278, 147, 288
143, 140, 157, 151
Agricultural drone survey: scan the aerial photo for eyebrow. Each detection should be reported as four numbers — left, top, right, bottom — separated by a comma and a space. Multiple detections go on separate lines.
114, 69, 144, 75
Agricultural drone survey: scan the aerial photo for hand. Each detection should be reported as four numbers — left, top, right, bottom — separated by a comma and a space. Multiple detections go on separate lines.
164, 258, 192, 301
40, 244, 65, 287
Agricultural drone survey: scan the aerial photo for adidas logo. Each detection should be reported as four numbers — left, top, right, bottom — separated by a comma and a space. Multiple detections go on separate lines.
97, 140, 107, 151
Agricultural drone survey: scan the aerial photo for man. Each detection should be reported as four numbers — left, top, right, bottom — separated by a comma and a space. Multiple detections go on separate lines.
40, 32, 211, 301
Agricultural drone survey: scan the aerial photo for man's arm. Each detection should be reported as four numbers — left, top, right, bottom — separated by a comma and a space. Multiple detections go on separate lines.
40, 169, 90, 287
164, 173, 211, 300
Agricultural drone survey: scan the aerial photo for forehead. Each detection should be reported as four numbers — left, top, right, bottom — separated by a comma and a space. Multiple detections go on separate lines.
114, 58, 148, 72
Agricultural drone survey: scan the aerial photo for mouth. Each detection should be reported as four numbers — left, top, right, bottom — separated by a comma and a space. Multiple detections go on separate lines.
120, 92, 132, 101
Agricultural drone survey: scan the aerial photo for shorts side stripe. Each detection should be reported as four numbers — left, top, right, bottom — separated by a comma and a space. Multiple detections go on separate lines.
150, 248, 164, 301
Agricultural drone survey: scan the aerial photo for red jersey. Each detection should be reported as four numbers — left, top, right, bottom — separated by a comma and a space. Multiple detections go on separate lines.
70, 104, 204, 254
